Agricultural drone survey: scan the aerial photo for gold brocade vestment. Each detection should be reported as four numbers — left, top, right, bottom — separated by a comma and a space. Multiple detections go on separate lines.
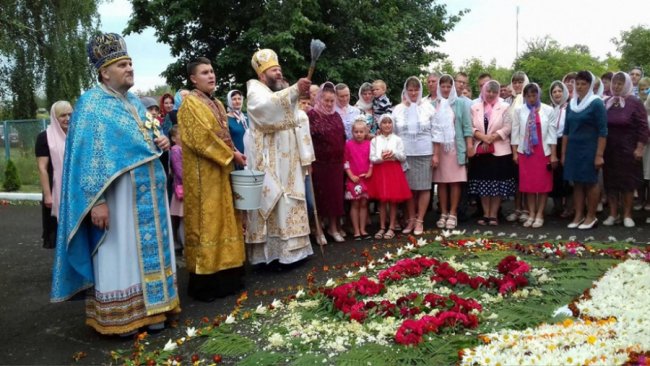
178, 92, 245, 274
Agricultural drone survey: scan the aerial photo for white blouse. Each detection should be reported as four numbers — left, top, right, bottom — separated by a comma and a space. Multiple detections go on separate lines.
392, 101, 435, 156
370, 133, 406, 164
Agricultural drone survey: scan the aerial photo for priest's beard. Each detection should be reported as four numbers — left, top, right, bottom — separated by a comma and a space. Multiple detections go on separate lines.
265, 78, 285, 92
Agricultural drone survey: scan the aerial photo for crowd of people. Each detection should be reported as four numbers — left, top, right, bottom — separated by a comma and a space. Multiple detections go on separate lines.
37, 32, 650, 336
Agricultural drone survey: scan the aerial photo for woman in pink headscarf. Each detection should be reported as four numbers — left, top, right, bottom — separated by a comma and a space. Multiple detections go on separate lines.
35, 101, 73, 248
308, 82, 347, 242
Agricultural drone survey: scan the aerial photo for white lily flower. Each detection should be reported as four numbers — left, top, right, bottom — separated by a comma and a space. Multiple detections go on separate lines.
497, 232, 506, 237
416, 237, 428, 247
367, 261, 375, 269
358, 266, 367, 273
451, 229, 465, 236
472, 229, 481, 235
186, 326, 197, 338
384, 252, 392, 260
345, 271, 354, 278
225, 314, 236, 324
271, 298, 283, 308
483, 230, 493, 236
325, 278, 336, 287
163, 339, 177, 351
608, 236, 617, 242
377, 258, 386, 264
538, 234, 547, 240
525, 234, 533, 239
396, 248, 404, 257
509, 232, 518, 238
568, 235, 576, 241
404, 243, 415, 251
625, 237, 636, 243
255, 303, 267, 315
441, 229, 452, 238
555, 235, 562, 240
434, 235, 443, 241
296, 289, 305, 298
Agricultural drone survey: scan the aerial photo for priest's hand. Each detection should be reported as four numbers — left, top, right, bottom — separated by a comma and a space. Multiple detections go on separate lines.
298, 78, 311, 96
91, 203, 110, 230
154, 135, 171, 151
234, 151, 247, 166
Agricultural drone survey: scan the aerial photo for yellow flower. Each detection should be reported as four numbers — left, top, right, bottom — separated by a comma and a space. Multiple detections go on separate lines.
587, 335, 597, 345
562, 318, 573, 327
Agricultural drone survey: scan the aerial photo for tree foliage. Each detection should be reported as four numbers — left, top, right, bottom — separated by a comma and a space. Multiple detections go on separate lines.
513, 36, 612, 101
3, 159, 21, 192
126, 0, 466, 102
458, 58, 513, 97
613, 25, 650, 75
0, 0, 99, 118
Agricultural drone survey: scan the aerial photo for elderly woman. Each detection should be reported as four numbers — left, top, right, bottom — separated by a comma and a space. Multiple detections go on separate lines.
469, 80, 515, 226
601, 72, 649, 227
511, 83, 558, 228
392, 76, 436, 235
308, 82, 347, 242
549, 81, 572, 217
562, 71, 608, 230
431, 74, 473, 229
356, 82, 376, 135
35, 101, 73, 248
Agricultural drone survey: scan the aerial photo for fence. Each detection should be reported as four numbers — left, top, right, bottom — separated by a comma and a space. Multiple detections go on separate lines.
1, 119, 49, 192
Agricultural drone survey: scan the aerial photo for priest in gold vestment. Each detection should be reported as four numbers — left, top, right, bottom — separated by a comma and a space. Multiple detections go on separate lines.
244, 49, 316, 265
178, 57, 247, 301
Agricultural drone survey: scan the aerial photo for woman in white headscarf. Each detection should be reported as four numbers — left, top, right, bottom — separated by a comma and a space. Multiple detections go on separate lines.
561, 71, 608, 230
505, 71, 531, 223
511, 83, 558, 228
601, 72, 649, 228
392, 76, 436, 235
548, 81, 572, 217
226, 89, 248, 157
356, 82, 377, 135
35, 101, 73, 248
431, 74, 474, 229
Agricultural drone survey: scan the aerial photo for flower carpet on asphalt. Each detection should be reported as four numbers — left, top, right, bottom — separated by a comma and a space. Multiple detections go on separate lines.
111, 231, 650, 366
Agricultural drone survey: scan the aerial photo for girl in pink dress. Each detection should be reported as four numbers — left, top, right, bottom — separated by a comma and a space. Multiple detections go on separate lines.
344, 118, 374, 240
369, 114, 412, 239
511, 83, 558, 228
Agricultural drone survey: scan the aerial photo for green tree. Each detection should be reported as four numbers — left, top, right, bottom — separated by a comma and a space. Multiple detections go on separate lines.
126, 0, 466, 102
0, 0, 99, 117
3, 159, 21, 192
613, 25, 650, 74
513, 36, 609, 102
458, 58, 512, 97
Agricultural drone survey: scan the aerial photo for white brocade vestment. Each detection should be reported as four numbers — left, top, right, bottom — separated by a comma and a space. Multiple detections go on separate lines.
244, 79, 315, 264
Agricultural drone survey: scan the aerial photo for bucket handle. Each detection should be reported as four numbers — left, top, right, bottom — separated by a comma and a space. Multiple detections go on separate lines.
243, 165, 261, 182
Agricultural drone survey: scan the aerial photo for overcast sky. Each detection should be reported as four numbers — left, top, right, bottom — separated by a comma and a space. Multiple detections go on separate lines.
99, 0, 649, 92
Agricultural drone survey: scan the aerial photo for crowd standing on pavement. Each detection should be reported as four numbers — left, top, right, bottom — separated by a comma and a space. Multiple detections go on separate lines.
36, 32, 650, 336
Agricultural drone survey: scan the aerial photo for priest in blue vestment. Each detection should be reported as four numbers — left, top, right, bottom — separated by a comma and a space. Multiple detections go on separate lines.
50, 33, 180, 335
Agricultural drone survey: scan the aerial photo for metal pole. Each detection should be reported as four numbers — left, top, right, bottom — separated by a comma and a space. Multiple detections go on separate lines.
516, 6, 519, 58
3, 120, 9, 162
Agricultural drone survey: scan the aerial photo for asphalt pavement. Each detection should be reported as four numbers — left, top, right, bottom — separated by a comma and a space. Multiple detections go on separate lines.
1, 202, 648, 365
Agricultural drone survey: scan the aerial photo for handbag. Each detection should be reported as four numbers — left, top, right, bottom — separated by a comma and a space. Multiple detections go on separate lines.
174, 185, 184, 200
475, 141, 495, 155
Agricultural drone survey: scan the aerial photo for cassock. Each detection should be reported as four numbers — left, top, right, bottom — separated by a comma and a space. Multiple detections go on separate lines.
178, 90, 245, 301
244, 79, 315, 264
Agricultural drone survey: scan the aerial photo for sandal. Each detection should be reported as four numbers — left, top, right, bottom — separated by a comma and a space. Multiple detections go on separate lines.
374, 229, 386, 240
414, 220, 424, 235
488, 217, 499, 226
383, 229, 395, 240
445, 215, 457, 229
402, 218, 416, 234
436, 213, 449, 229
477, 217, 489, 226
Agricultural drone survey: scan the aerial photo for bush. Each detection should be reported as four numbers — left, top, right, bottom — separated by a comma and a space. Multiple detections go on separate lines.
3, 159, 21, 191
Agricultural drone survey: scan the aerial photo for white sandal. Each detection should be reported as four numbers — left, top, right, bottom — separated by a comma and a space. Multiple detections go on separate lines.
436, 214, 448, 229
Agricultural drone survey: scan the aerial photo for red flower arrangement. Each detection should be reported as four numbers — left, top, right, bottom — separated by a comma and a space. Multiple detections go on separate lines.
325, 255, 533, 346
